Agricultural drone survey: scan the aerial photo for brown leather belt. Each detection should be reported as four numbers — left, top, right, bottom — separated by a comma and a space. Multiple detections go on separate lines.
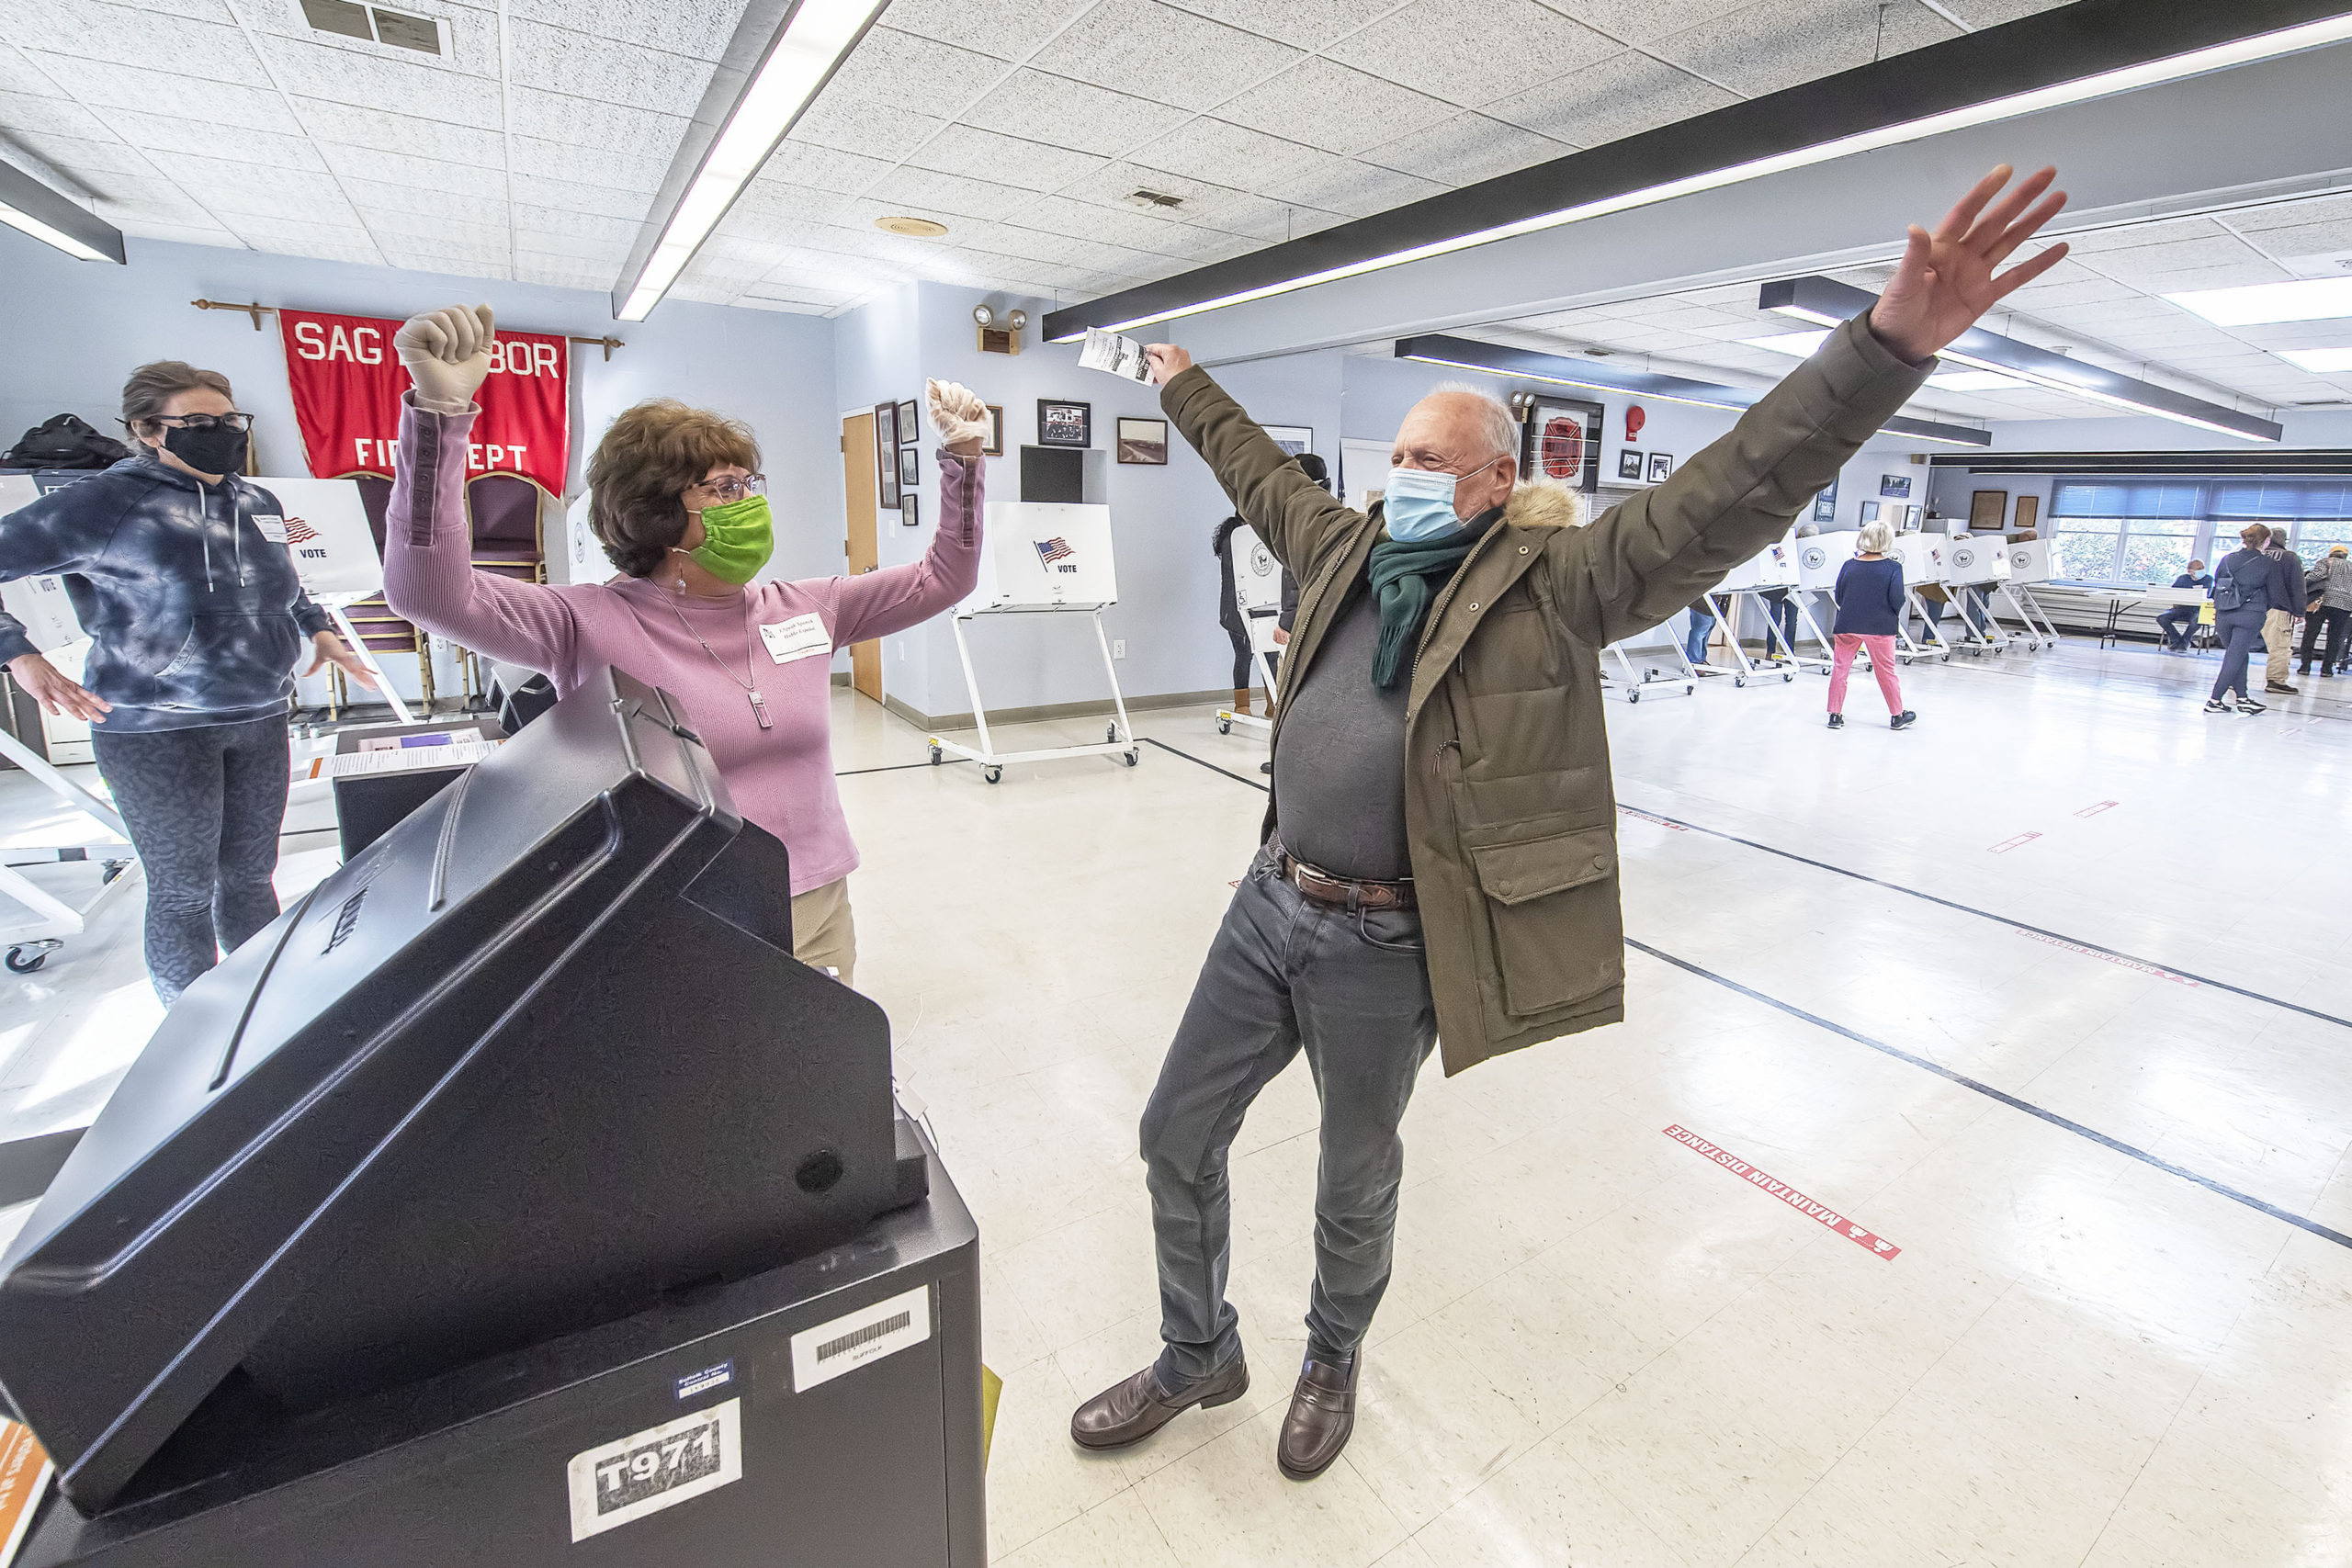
1270, 838, 1416, 911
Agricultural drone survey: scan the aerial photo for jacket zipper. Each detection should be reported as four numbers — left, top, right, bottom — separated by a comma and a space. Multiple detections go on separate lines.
1411, 526, 1505, 671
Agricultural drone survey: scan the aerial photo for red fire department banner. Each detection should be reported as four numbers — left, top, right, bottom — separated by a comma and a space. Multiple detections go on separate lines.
278, 309, 570, 496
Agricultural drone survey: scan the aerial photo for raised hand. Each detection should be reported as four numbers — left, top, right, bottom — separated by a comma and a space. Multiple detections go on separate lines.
926, 378, 990, 455
1870, 165, 2069, 365
393, 304, 497, 412
6, 651, 110, 723
1143, 344, 1192, 386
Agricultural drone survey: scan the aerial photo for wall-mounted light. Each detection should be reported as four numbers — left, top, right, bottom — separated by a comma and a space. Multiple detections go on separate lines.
0, 158, 124, 264
1396, 333, 1993, 446
613, 0, 888, 322
1758, 276, 2281, 441
974, 301, 1027, 355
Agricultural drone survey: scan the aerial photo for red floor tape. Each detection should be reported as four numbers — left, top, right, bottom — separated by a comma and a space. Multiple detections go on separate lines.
1663, 1125, 1901, 1260
1987, 831, 2041, 853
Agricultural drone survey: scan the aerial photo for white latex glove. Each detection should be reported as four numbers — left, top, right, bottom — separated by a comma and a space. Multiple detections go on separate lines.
926, 378, 989, 452
394, 304, 496, 414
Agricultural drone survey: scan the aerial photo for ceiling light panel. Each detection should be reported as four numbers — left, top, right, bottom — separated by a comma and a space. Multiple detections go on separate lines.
2165, 276, 2352, 325
2278, 346, 2352, 371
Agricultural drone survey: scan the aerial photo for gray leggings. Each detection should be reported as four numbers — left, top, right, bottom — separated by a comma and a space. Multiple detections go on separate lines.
91, 714, 288, 1004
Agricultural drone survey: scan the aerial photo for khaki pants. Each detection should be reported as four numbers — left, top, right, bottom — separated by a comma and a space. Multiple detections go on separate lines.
790, 876, 856, 987
2264, 608, 2295, 686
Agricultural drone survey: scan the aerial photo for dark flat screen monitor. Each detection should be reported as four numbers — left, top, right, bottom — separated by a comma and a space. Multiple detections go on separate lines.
1019, 445, 1084, 504
0, 666, 902, 1514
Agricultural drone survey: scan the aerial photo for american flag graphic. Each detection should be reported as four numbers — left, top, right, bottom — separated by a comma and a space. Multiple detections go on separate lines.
1035, 536, 1074, 566
284, 516, 321, 544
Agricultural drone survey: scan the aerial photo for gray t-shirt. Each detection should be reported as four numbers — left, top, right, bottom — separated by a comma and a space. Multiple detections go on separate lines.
1273, 579, 1411, 881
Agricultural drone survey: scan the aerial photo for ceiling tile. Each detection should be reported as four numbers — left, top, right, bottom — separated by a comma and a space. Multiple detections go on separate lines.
378, 249, 512, 282
787, 91, 947, 160
8, 1, 268, 86
1651, 0, 1959, 99
344, 175, 508, 221
248, 1, 504, 77
359, 209, 510, 249
512, 227, 631, 262
0, 91, 119, 142
1156, 0, 1400, 49
1051, 162, 1312, 241
1996, 277, 2144, 311
1126, 117, 1335, 189
812, 27, 1010, 117
259, 37, 505, 130
512, 204, 638, 243
1537, 0, 1761, 47
143, 153, 353, 212
508, 88, 686, 158
1359, 112, 1570, 187
1004, 193, 1196, 254
722, 178, 850, 231
1028, 0, 1301, 115
514, 254, 615, 289
904, 126, 1107, 194
2234, 221, 2352, 263
758, 140, 895, 197
2, 130, 151, 179
1327, 0, 1618, 109
504, 0, 745, 62
2057, 216, 2228, 254
1215, 58, 1455, 158
735, 297, 837, 315
875, 0, 1089, 62
117, 220, 243, 247
2097, 259, 2296, 295
864, 164, 1038, 224
510, 133, 673, 194
299, 100, 503, 166
106, 109, 328, 172
1259, 158, 1446, 220
506, 23, 717, 116
19, 53, 300, 132
1934, 0, 2075, 23
961, 70, 1189, 160
2224, 194, 2352, 233
82, 175, 224, 224
1483, 49, 1736, 149
506, 174, 649, 221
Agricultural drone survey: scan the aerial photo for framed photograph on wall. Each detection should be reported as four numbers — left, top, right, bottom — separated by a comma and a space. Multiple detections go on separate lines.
898, 445, 919, 489
1861, 501, 1881, 522
896, 400, 918, 442
1880, 473, 1913, 500
901, 492, 919, 528
1812, 479, 1838, 523
1522, 397, 1603, 492
1617, 449, 1644, 480
1037, 399, 1091, 447
1905, 504, 1923, 527
1647, 452, 1674, 483
874, 401, 897, 451
879, 459, 899, 510
983, 405, 1004, 457
1261, 424, 1312, 457
1116, 417, 1167, 465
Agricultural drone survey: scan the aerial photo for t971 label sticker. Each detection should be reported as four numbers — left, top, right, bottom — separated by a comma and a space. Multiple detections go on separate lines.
565, 1398, 741, 1541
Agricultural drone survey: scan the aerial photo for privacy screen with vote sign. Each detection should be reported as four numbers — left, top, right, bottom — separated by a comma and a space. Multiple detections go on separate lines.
279, 308, 570, 496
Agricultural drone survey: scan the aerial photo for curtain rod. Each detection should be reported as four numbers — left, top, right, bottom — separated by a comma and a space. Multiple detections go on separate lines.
190, 299, 626, 360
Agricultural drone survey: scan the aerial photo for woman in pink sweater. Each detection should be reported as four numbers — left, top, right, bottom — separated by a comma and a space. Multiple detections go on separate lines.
382, 305, 987, 984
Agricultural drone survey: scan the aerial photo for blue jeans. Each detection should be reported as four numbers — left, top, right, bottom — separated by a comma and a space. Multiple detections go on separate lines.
1140, 847, 1437, 1383
2155, 604, 2199, 649
1683, 604, 1715, 664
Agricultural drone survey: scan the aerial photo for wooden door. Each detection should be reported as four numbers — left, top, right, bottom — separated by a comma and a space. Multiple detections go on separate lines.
2013, 494, 2039, 535
1969, 489, 2007, 534
840, 412, 881, 702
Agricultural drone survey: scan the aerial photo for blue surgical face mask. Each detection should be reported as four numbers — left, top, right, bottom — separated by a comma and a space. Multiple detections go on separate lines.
1383, 456, 1500, 543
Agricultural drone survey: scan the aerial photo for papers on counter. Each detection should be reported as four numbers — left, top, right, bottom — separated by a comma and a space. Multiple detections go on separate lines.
306, 739, 503, 779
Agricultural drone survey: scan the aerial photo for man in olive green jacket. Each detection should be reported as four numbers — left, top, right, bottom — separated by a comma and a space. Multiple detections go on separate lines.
1071, 165, 2070, 1479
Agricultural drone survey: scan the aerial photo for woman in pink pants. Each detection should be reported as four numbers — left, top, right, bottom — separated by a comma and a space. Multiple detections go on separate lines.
1826, 520, 1916, 730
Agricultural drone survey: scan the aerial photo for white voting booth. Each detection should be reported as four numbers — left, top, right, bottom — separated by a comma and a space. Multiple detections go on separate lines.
1692, 541, 1800, 686
1889, 534, 1953, 662
2001, 537, 2065, 645
927, 502, 1137, 783
256, 474, 414, 723
1938, 534, 2017, 653
1216, 524, 1283, 736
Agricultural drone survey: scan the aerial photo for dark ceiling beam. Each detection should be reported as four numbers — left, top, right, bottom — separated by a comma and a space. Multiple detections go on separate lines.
1043, 0, 2352, 345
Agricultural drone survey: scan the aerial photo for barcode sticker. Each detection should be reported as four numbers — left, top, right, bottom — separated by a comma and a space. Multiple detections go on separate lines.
565, 1399, 741, 1542
789, 1285, 930, 1393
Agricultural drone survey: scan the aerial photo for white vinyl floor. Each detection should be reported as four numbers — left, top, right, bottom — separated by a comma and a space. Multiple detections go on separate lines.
4, 634, 2351, 1567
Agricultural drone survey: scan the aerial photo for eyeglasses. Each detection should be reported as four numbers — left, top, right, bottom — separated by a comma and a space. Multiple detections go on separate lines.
692, 473, 766, 503
150, 412, 256, 433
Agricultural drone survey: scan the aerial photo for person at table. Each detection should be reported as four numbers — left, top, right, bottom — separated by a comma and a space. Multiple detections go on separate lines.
2207, 525, 2275, 715
0, 360, 377, 1003
380, 305, 987, 985
2155, 559, 2211, 653
1069, 165, 2071, 1480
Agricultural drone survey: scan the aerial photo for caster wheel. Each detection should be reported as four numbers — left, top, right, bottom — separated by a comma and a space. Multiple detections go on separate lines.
1734, 675, 1746, 687
1940, 652, 1951, 662
928, 744, 943, 764
1782, 672, 1793, 683
1123, 750, 1138, 767
1216, 718, 1231, 735
1628, 691, 1641, 704
6, 946, 48, 975
983, 767, 1002, 784
102, 859, 130, 883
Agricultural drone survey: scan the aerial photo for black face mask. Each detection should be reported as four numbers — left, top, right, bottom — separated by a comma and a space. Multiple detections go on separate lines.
159, 423, 248, 478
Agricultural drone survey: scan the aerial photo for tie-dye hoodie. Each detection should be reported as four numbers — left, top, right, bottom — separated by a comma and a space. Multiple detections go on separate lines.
0, 452, 335, 733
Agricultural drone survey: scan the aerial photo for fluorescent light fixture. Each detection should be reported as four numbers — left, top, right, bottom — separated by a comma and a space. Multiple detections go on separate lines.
1746, 329, 2018, 389
1760, 275, 2282, 441
0, 158, 124, 264
1051, 9, 2352, 340
1743, 331, 1832, 357
2278, 345, 2352, 372
1395, 334, 1992, 446
1925, 369, 2029, 391
2165, 277, 2352, 326
615, 0, 886, 321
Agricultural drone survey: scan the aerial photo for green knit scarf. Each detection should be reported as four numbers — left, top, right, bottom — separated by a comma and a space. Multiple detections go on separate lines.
1367, 532, 1476, 689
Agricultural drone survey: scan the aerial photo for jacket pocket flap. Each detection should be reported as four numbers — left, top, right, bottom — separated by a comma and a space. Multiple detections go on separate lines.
1469, 826, 1616, 907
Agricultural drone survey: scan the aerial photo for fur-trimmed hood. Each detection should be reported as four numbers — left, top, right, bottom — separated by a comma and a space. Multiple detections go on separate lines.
1501, 479, 1586, 529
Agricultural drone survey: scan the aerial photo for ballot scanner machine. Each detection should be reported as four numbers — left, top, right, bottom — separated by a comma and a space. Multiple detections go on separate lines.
0, 666, 983, 1567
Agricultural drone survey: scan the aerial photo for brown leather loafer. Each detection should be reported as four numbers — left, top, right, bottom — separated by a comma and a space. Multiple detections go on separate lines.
1277, 1353, 1359, 1480
1069, 1358, 1249, 1450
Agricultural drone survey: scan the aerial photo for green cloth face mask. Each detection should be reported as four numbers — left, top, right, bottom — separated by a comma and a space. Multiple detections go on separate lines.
686, 494, 774, 585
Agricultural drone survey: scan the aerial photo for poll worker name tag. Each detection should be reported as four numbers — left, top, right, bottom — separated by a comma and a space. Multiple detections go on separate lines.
252, 514, 289, 544
758, 614, 831, 665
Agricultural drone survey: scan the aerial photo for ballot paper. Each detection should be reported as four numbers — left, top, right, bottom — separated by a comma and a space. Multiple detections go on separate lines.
1079, 327, 1152, 382
307, 739, 503, 779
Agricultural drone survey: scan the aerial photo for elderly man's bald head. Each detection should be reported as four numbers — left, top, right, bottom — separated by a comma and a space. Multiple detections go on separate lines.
1390, 381, 1518, 523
